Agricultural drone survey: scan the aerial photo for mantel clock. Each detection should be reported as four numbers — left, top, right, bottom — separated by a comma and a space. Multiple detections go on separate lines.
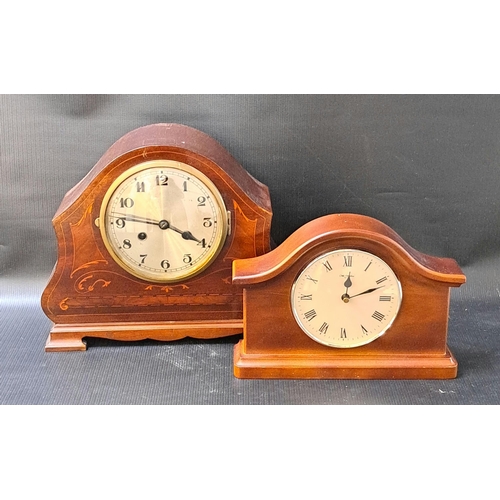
41, 123, 273, 351
232, 214, 465, 379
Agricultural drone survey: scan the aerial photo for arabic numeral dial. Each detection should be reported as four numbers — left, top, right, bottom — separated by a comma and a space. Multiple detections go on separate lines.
99, 160, 228, 283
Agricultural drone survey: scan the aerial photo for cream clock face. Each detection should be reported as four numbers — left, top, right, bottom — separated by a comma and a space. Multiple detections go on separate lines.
98, 160, 228, 283
291, 249, 402, 348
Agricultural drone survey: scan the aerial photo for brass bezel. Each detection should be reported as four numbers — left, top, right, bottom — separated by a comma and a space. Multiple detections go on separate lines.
98, 159, 228, 283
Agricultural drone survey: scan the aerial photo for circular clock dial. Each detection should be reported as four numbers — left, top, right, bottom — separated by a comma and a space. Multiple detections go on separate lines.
291, 249, 402, 348
99, 160, 228, 283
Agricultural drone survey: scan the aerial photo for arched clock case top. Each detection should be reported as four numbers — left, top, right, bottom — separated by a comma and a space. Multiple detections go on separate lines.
232, 213, 466, 380
41, 123, 273, 351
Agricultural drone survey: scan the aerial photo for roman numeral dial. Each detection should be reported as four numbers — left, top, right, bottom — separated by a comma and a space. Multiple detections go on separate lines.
291, 249, 402, 348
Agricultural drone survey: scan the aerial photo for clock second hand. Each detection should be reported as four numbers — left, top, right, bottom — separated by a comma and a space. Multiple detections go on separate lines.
112, 213, 203, 243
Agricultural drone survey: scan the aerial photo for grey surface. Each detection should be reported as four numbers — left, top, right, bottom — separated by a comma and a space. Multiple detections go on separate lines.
2, 276, 495, 405
1, 94, 499, 404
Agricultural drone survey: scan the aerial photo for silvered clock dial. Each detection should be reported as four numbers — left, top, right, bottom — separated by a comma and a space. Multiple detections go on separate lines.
97, 159, 229, 283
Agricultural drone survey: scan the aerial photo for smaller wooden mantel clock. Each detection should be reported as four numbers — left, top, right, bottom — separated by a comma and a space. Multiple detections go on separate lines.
41, 123, 273, 351
232, 213, 465, 379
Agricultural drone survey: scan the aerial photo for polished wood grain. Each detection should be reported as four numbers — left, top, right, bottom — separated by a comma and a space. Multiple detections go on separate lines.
233, 213, 466, 379
42, 124, 273, 351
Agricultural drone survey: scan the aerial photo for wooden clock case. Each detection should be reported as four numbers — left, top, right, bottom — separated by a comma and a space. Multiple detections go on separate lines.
41, 123, 273, 351
232, 213, 466, 379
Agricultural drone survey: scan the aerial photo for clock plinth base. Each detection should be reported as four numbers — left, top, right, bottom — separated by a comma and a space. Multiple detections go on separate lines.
45, 320, 243, 352
233, 341, 458, 379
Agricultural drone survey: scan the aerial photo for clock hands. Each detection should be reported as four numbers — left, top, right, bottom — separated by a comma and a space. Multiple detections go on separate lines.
178, 230, 203, 244
341, 273, 353, 303
115, 214, 161, 226
159, 220, 202, 243
343, 273, 352, 293
348, 285, 384, 299
340, 272, 384, 303
113, 213, 202, 243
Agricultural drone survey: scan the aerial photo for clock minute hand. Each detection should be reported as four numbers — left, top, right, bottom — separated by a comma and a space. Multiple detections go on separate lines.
113, 213, 161, 226
113, 212, 203, 243
349, 285, 384, 299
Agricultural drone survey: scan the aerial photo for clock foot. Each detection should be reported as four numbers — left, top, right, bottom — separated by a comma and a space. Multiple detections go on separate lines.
45, 331, 87, 352
44, 320, 243, 351
233, 341, 458, 379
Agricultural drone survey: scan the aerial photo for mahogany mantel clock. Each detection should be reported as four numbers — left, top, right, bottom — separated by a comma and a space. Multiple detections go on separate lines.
232, 213, 465, 379
41, 123, 273, 351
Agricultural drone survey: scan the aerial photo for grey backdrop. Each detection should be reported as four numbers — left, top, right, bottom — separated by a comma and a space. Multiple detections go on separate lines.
1, 94, 499, 404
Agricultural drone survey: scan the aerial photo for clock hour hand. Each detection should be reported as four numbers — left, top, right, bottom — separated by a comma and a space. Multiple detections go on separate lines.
166, 223, 203, 244
343, 273, 352, 293
181, 231, 202, 243
341, 273, 353, 302
349, 286, 384, 299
